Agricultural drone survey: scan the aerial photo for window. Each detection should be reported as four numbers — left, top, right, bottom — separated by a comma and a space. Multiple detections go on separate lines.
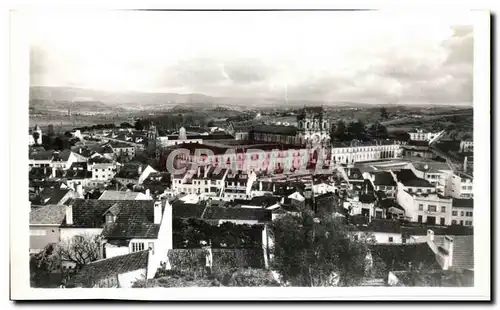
440, 218, 445, 225
418, 204, 423, 211
148, 242, 154, 254
418, 215, 423, 223
106, 214, 114, 223
402, 238, 407, 244
428, 205, 437, 212
465, 221, 472, 226
205, 188, 209, 193
460, 211, 464, 216
388, 237, 394, 243
427, 189, 431, 193
30, 229, 47, 236
408, 188, 413, 192
452, 220, 457, 225
452, 211, 458, 216
466, 211, 473, 217
460, 220, 464, 226
131, 242, 145, 253
441, 206, 446, 213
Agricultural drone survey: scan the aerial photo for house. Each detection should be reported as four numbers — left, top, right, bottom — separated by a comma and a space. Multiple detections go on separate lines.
344, 193, 377, 220
451, 198, 474, 226
90, 162, 118, 183
364, 171, 397, 198
445, 171, 474, 199
313, 192, 345, 217
221, 170, 256, 200
141, 172, 172, 198
377, 199, 406, 220
408, 129, 445, 142
69, 250, 152, 288
406, 161, 452, 195
350, 219, 403, 244
312, 182, 336, 195
50, 150, 88, 170
411, 230, 474, 271
98, 190, 152, 200
459, 140, 473, 153
172, 166, 229, 197
62, 198, 173, 275
107, 141, 136, 160
395, 169, 436, 194
396, 190, 453, 225
114, 163, 157, 186
29, 204, 67, 253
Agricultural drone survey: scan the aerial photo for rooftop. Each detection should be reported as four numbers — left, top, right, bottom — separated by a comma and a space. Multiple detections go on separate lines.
434, 235, 474, 270
396, 169, 434, 188
30, 204, 67, 225
98, 190, 145, 200
70, 250, 149, 288
37, 188, 71, 205
372, 171, 397, 186
452, 198, 474, 209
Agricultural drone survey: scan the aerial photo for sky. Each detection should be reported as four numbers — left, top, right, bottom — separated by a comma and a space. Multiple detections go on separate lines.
27, 11, 474, 105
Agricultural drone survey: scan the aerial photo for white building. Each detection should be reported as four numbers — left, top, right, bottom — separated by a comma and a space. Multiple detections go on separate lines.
331, 141, 403, 165
459, 140, 473, 153
172, 166, 229, 197
446, 171, 474, 199
408, 129, 445, 142
222, 170, 257, 201
396, 190, 453, 226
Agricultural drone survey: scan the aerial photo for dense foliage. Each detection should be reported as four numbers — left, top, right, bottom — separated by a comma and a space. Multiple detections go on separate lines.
270, 212, 372, 286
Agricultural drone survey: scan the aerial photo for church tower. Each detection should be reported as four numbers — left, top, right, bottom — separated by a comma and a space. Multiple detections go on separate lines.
296, 106, 330, 147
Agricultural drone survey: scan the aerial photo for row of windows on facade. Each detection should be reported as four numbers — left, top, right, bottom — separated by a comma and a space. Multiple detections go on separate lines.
418, 204, 446, 212
408, 188, 433, 193
298, 121, 328, 130
452, 210, 473, 217
332, 146, 397, 153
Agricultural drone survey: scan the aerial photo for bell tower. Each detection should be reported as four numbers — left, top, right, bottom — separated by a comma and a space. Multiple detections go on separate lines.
147, 123, 157, 154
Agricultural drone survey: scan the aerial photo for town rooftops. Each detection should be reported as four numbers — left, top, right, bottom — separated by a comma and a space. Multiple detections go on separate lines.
351, 219, 402, 234
412, 161, 452, 173
52, 150, 73, 162
70, 250, 149, 288
29, 150, 55, 161
30, 204, 67, 225
396, 169, 434, 187
452, 198, 474, 209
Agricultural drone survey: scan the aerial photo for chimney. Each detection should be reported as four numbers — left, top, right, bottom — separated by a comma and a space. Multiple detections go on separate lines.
259, 181, 263, 191
427, 229, 434, 242
66, 205, 73, 225
463, 156, 468, 173
444, 236, 454, 267
76, 184, 83, 197
197, 166, 201, 178
154, 200, 163, 224
204, 165, 209, 178
138, 165, 143, 176
145, 188, 151, 198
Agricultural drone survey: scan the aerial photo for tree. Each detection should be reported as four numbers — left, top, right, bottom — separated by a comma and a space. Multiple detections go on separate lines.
56, 234, 101, 270
368, 122, 389, 139
207, 120, 215, 127
32, 131, 40, 145
332, 120, 347, 141
120, 122, 133, 129
30, 243, 61, 287
47, 124, 55, 137
270, 212, 371, 286
347, 120, 366, 141
380, 107, 389, 119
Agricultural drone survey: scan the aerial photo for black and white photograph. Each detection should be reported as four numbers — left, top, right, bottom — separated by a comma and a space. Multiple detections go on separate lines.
9, 8, 491, 301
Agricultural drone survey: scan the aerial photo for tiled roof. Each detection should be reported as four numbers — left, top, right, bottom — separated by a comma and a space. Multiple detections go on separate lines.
30, 204, 66, 225
98, 190, 142, 200
396, 169, 434, 187
172, 202, 206, 219
29, 167, 53, 180
370, 243, 441, 270
452, 198, 474, 209
378, 199, 405, 211
63, 199, 164, 239
372, 171, 397, 186
39, 188, 71, 205
71, 250, 149, 287
351, 219, 401, 234
250, 124, 298, 136
62, 199, 115, 228
412, 161, 452, 173
52, 150, 72, 162
433, 235, 474, 270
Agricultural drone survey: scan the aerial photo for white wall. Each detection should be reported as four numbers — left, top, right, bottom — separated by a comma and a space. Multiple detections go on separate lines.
118, 269, 147, 288
105, 244, 129, 258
